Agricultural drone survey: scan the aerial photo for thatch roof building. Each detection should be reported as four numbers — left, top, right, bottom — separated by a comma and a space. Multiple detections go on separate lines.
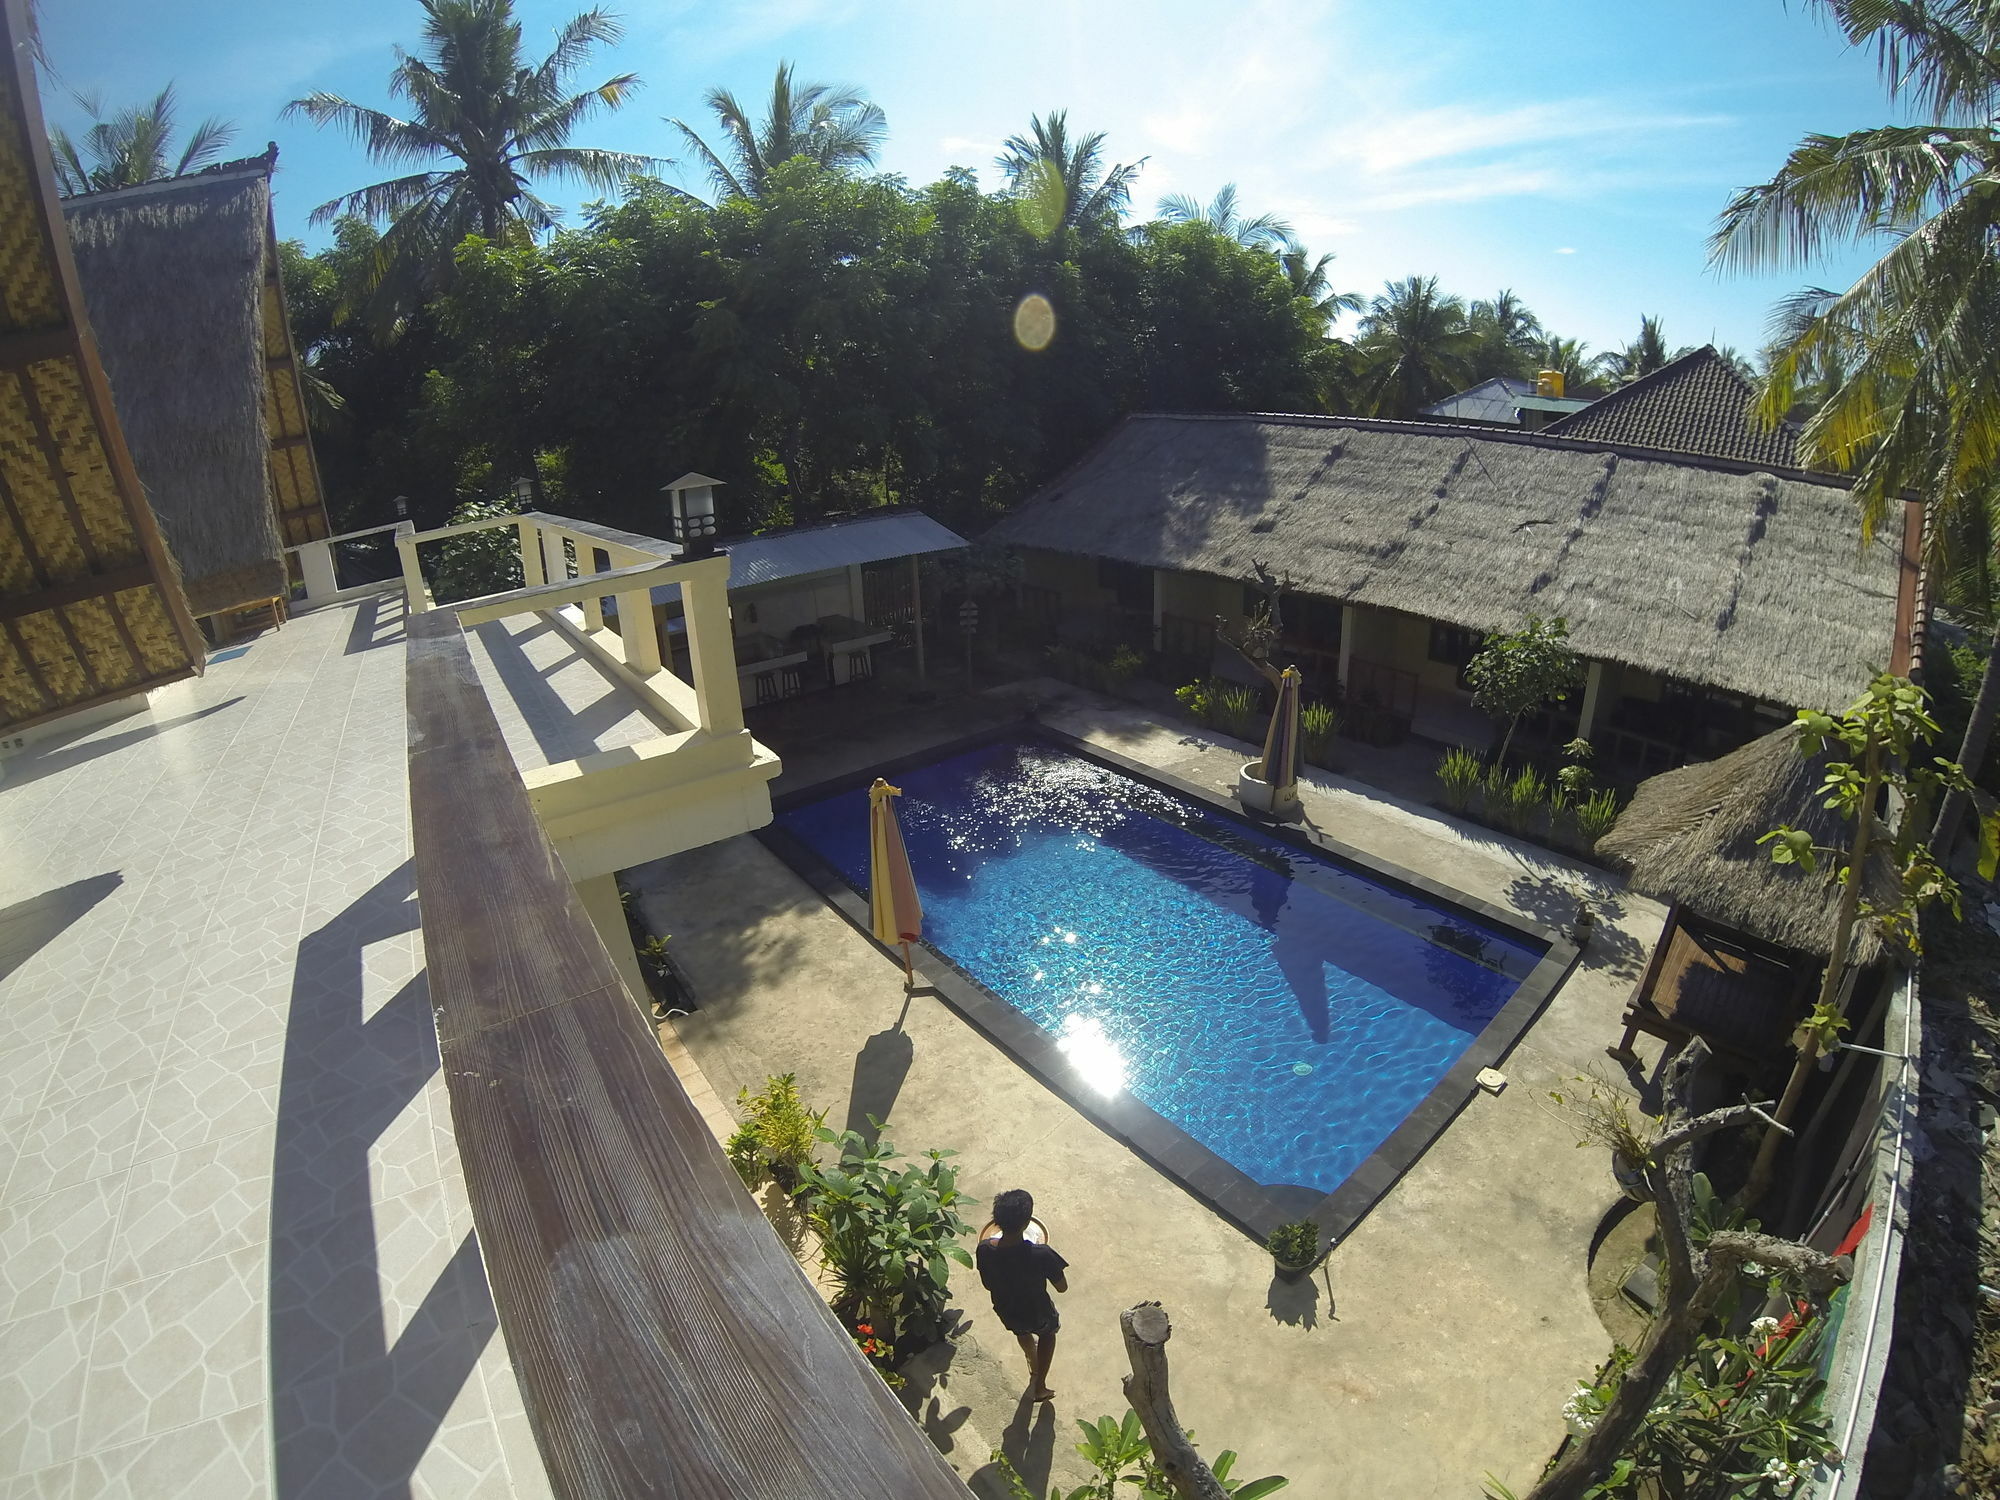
0, 17, 204, 733
1544, 346, 1803, 470
62, 151, 328, 620
986, 412, 1919, 714
1596, 722, 1890, 962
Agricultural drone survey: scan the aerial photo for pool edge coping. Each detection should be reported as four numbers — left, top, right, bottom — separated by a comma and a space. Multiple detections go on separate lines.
757, 715, 1583, 1251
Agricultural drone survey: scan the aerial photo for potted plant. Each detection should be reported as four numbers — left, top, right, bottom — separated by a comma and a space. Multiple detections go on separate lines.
1265, 1220, 1320, 1279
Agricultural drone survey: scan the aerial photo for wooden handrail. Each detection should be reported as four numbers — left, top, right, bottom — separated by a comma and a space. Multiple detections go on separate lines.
405, 606, 970, 1500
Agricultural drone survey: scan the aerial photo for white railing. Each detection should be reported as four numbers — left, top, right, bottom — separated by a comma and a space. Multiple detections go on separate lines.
286, 521, 414, 606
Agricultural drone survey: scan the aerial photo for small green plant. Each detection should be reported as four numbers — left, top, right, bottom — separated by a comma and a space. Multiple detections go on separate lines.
1500, 764, 1548, 835
850, 1321, 905, 1391
1265, 1220, 1318, 1267
1107, 644, 1145, 684
731, 1073, 826, 1191
1552, 738, 1595, 817
1301, 700, 1339, 765
1216, 684, 1259, 740
996, 1410, 1289, 1499
1437, 746, 1483, 814
796, 1124, 974, 1343
1174, 680, 1215, 726
1577, 787, 1622, 845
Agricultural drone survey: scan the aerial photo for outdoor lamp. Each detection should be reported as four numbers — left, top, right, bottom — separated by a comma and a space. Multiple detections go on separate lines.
512, 475, 534, 506
662, 472, 724, 558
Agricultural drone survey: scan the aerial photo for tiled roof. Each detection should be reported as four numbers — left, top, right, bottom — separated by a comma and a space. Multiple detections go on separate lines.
1544, 346, 1804, 469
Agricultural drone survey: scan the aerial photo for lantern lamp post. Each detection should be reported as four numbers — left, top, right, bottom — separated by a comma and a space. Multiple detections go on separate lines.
662, 472, 725, 558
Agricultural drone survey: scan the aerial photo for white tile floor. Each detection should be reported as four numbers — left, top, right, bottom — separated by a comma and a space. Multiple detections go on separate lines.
0, 592, 554, 1498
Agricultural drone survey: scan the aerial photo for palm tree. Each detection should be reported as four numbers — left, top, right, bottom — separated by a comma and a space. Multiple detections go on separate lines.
1710, 0, 2000, 854
285, 0, 658, 318
1595, 314, 1676, 386
1533, 335, 1601, 398
996, 110, 1144, 238
50, 85, 234, 196
1279, 246, 1362, 331
669, 61, 885, 202
1468, 289, 1544, 380
1352, 276, 1478, 418
1155, 183, 1292, 249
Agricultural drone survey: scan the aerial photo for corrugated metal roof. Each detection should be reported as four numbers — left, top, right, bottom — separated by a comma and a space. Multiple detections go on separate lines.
1418, 377, 1534, 425
648, 511, 968, 604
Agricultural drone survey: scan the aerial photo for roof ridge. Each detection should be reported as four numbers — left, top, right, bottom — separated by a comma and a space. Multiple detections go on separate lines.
1120, 410, 1854, 489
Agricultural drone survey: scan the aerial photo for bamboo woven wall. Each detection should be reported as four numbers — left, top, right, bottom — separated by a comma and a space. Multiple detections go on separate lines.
0, 0, 202, 732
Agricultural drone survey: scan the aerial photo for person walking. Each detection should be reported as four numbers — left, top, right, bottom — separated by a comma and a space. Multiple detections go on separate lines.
976, 1188, 1068, 1402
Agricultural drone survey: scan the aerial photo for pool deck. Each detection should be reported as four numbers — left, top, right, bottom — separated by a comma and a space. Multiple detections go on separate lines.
627, 681, 1669, 1498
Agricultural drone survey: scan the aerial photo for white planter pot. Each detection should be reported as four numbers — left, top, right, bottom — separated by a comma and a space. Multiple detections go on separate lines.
1236, 762, 1303, 821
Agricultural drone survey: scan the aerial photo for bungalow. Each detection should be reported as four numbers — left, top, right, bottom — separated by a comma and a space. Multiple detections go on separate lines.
985, 411, 1924, 771
1418, 372, 1592, 430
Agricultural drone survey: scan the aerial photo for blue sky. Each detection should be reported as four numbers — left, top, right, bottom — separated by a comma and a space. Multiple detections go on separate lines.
40, 0, 1912, 357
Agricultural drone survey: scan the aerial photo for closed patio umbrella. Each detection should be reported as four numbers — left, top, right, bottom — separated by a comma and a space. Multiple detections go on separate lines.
869, 778, 924, 989
1259, 666, 1303, 813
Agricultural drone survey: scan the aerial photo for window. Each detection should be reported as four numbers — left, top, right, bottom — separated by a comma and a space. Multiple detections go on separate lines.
1289, 595, 1343, 650
1096, 558, 1152, 612
1428, 622, 1483, 667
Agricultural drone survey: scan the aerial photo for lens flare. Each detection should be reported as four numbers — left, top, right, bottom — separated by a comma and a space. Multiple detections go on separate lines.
1013, 292, 1056, 351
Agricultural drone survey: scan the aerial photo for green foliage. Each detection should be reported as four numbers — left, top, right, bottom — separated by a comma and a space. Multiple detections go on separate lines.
1576, 788, 1623, 845
1265, 1221, 1319, 1266
996, 1409, 1289, 1499
1499, 764, 1548, 836
424, 498, 525, 603
1437, 746, 1484, 814
795, 1124, 974, 1340
1107, 644, 1146, 682
731, 1073, 826, 1190
1757, 675, 1971, 953
1301, 700, 1340, 765
724, 1121, 766, 1191
1175, 681, 1215, 726
1216, 684, 1260, 741
1464, 616, 1584, 760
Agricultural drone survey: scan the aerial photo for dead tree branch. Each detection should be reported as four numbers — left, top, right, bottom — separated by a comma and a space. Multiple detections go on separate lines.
1120, 1303, 1229, 1500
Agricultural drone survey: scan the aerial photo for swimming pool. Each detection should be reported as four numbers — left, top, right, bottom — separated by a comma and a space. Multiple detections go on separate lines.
774, 734, 1562, 1214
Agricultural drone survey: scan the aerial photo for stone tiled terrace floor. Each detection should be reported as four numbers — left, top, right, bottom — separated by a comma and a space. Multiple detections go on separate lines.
0, 592, 555, 1498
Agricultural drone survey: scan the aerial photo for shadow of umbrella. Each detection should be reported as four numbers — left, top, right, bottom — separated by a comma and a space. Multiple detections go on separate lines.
845, 1023, 916, 1147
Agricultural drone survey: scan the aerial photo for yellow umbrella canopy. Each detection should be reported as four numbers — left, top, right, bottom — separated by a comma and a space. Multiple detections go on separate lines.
1260, 667, 1302, 798
868, 778, 924, 986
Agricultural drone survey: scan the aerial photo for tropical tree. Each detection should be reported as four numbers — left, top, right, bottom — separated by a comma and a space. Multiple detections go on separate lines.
1279, 245, 1362, 330
1464, 614, 1584, 762
1536, 335, 1600, 398
996, 109, 1144, 239
1155, 182, 1292, 249
1351, 275, 1478, 417
669, 61, 885, 203
1468, 289, 1543, 380
1596, 314, 1678, 386
285, 0, 659, 320
50, 85, 234, 196
1710, 0, 2000, 854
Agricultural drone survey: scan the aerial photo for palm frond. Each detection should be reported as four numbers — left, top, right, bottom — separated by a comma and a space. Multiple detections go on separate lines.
668, 118, 748, 202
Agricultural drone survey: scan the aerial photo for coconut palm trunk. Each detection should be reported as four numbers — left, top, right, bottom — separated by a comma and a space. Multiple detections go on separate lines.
1931, 619, 2000, 855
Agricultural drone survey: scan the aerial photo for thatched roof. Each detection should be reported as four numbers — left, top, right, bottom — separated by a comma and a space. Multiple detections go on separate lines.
62, 159, 299, 616
0, 6, 203, 733
987, 413, 1913, 712
1596, 723, 1890, 962
1544, 346, 1803, 470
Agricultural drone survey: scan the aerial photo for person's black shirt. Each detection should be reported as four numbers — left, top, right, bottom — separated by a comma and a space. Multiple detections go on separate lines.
975, 1237, 1068, 1334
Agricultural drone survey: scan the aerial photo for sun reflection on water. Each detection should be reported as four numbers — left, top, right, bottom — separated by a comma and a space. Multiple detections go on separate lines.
1056, 1011, 1129, 1097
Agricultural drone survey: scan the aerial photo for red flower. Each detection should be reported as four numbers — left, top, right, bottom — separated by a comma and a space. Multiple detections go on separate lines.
855, 1324, 873, 1335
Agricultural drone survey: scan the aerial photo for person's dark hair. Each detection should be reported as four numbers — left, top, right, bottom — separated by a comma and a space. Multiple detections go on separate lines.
992, 1189, 1034, 1233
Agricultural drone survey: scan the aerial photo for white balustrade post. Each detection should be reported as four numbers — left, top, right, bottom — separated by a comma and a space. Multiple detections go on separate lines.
396, 531, 429, 612
517, 520, 545, 587
680, 556, 743, 735
540, 527, 568, 585
619, 591, 662, 675
297, 538, 339, 602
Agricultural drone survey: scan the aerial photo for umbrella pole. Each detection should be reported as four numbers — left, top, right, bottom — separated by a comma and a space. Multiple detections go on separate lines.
900, 941, 915, 990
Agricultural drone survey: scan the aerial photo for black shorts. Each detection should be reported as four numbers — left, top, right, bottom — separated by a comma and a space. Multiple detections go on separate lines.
997, 1306, 1060, 1337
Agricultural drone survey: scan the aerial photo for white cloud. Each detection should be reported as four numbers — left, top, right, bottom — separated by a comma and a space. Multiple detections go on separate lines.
1555, 246, 1578, 255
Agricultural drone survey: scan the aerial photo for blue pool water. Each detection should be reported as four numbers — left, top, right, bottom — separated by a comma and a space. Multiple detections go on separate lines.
777, 738, 1543, 1196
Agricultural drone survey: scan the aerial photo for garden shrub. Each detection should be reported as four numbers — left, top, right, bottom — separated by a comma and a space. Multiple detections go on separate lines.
730, 1073, 826, 1191
1436, 746, 1483, 814
1301, 700, 1339, 766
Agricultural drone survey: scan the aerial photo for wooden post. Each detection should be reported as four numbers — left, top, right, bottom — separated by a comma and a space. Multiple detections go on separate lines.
910, 552, 927, 679
396, 529, 428, 613
1151, 569, 1165, 652
1337, 605, 1356, 690
297, 538, 339, 601
619, 591, 662, 675
1119, 1304, 1229, 1500
518, 519, 545, 587
1576, 660, 1605, 741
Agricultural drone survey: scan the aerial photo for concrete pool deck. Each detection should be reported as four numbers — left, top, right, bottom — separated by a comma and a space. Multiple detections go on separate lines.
626, 683, 1668, 1497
